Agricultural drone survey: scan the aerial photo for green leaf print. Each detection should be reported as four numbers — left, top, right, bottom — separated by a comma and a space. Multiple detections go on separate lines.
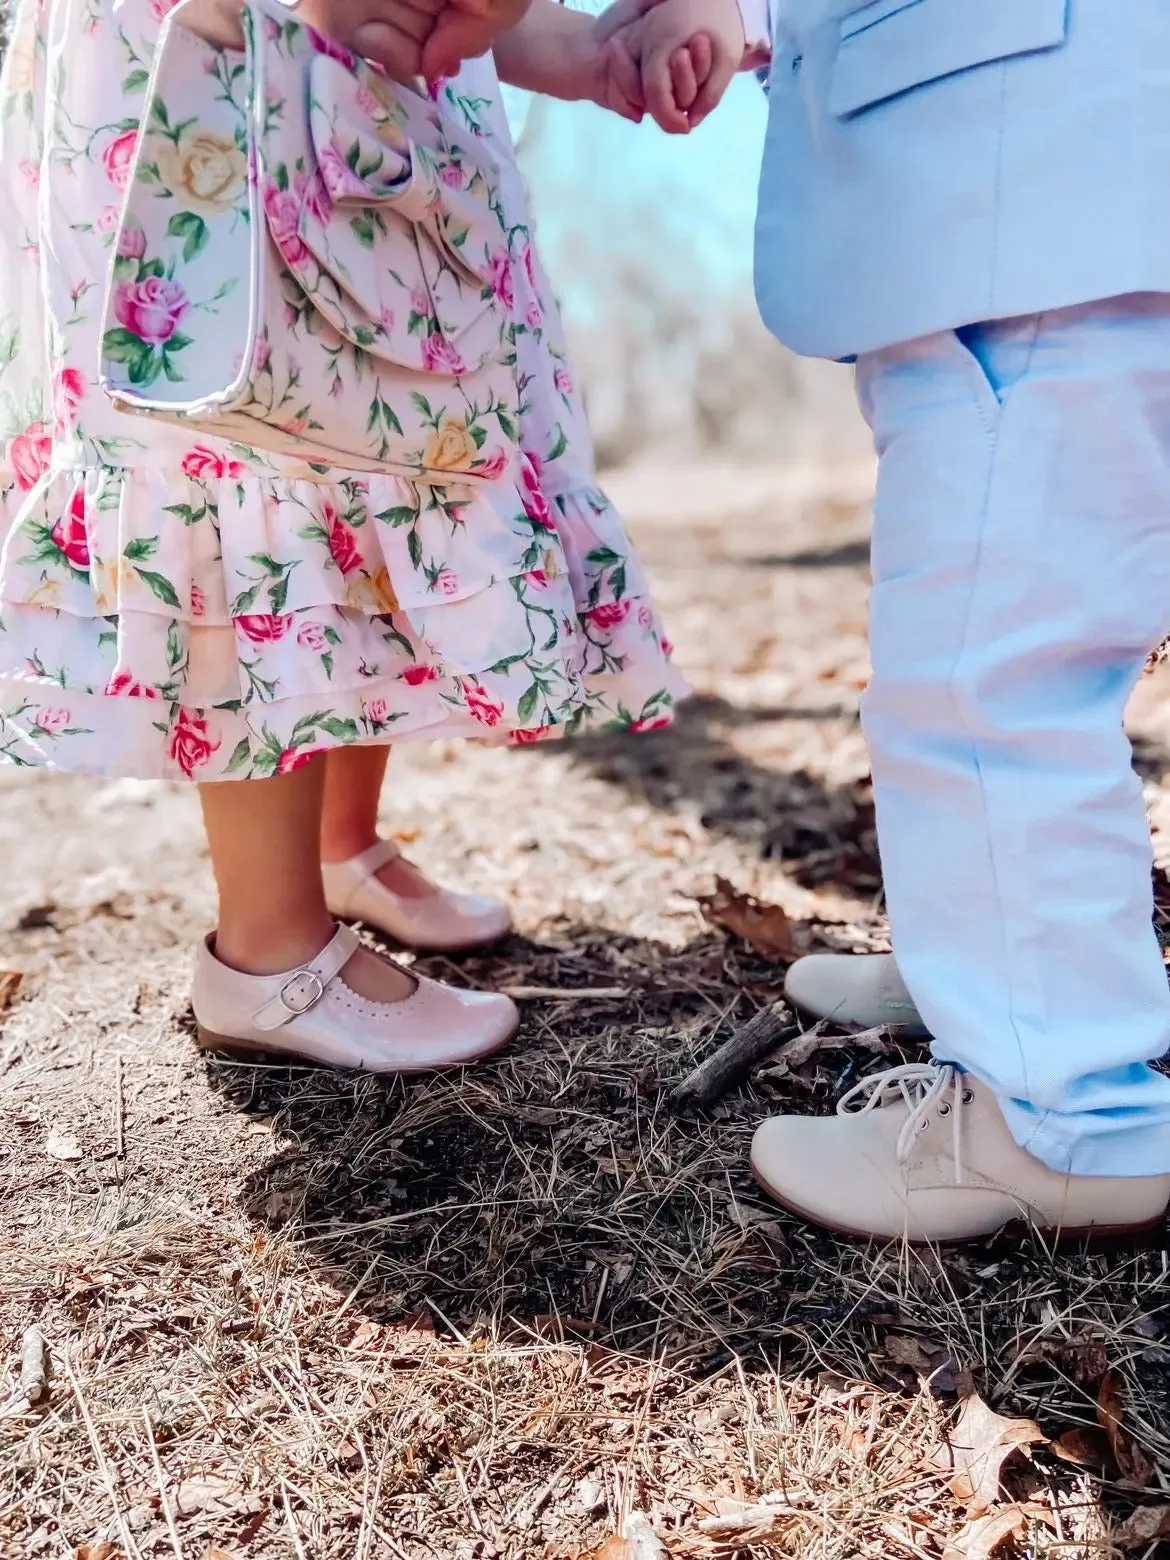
315, 716, 360, 743
269, 575, 290, 614
136, 569, 181, 608
547, 425, 568, 463
123, 536, 160, 563
375, 507, 417, 527
610, 564, 627, 600
407, 527, 422, 570
102, 327, 155, 386
586, 546, 621, 568
516, 683, 540, 724
350, 214, 376, 250
225, 738, 252, 775
167, 212, 210, 263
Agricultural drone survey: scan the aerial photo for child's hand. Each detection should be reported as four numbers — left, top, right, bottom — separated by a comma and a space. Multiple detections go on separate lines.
596, 0, 745, 133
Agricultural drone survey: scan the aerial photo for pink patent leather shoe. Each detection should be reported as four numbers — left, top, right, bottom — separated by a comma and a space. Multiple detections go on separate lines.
190, 923, 519, 1072
322, 840, 512, 952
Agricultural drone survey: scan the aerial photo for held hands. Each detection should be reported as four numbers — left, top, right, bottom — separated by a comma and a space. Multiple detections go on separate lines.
596, 0, 747, 133
297, 0, 532, 83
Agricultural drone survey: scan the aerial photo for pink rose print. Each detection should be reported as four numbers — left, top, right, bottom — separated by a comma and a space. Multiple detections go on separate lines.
103, 129, 138, 191
237, 613, 294, 643
318, 141, 367, 201
475, 448, 508, 481
366, 697, 389, 724
34, 707, 71, 734
263, 182, 309, 268
629, 714, 673, 734
526, 302, 543, 330
435, 567, 458, 597
53, 367, 86, 429
95, 205, 121, 234
420, 334, 466, 376
277, 745, 327, 774
170, 709, 220, 778
554, 367, 574, 397
461, 676, 504, 729
325, 507, 362, 574
148, 0, 180, 18
51, 486, 91, 570
525, 569, 549, 589
297, 621, 327, 652
402, 663, 439, 686
306, 26, 357, 68
191, 583, 207, 619
638, 604, 653, 631
105, 670, 159, 699
427, 77, 449, 103
114, 276, 189, 345
18, 159, 39, 189
441, 162, 465, 190
660, 635, 674, 657
410, 290, 430, 317
181, 446, 245, 481
588, 600, 631, 631
511, 727, 555, 746
488, 252, 514, 310
523, 245, 536, 287
519, 458, 555, 532
116, 224, 147, 260
302, 170, 333, 227
9, 421, 52, 491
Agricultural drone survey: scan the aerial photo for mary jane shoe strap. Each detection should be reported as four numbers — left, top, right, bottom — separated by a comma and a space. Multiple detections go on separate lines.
252, 923, 360, 1031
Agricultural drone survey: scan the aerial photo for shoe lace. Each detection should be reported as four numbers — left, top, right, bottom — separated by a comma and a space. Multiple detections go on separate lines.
837, 1062, 967, 1180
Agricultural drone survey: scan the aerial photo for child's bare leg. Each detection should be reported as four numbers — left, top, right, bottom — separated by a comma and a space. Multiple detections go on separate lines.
320, 745, 439, 900
199, 761, 414, 1002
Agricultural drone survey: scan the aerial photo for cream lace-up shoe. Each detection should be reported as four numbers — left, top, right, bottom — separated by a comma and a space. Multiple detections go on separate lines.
784, 952, 927, 1034
191, 923, 519, 1072
322, 841, 512, 952
751, 1064, 1170, 1244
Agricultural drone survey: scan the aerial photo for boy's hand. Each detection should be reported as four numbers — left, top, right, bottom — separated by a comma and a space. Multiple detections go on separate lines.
597, 0, 745, 133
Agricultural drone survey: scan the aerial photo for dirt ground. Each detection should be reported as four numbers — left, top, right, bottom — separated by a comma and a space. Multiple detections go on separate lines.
4, 457, 1170, 1560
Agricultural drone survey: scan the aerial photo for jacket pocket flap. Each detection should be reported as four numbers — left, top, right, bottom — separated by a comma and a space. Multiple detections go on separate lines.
831, 0, 1069, 118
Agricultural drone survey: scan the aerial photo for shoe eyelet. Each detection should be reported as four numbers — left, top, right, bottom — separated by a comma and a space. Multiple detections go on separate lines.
918, 1118, 930, 1133
937, 1102, 952, 1117
962, 1089, 975, 1105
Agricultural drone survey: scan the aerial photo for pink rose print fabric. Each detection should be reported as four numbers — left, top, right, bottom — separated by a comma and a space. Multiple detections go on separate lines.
0, 3, 685, 779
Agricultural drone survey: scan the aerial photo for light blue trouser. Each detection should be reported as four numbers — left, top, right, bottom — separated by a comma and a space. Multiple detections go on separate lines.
856, 295, 1170, 1177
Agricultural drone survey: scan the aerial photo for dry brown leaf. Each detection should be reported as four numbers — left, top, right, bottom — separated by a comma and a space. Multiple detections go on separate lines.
204, 1549, 238, 1560
698, 878, 796, 961
587, 1540, 630, 1560
76, 1545, 117, 1560
1052, 1426, 1112, 1473
942, 1503, 1052, 1560
173, 1474, 238, 1516
0, 969, 23, 1012
1114, 1506, 1170, 1549
1098, 1371, 1154, 1488
930, 1395, 1048, 1517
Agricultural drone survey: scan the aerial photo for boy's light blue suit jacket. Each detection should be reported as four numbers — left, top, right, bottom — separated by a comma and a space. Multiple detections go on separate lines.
751, 0, 1170, 361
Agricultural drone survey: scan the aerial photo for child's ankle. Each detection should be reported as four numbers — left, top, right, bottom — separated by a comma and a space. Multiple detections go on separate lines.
213, 914, 336, 977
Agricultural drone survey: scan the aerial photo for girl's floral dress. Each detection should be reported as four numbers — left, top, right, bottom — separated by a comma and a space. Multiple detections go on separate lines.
0, 0, 685, 780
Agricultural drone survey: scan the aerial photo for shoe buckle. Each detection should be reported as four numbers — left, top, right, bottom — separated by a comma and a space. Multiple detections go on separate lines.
280, 969, 326, 1015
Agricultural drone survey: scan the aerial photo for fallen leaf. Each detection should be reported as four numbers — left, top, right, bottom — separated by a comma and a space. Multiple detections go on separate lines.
943, 1503, 1053, 1560
204, 1549, 237, 1560
1114, 1506, 1170, 1548
699, 878, 796, 961
76, 1545, 116, 1560
930, 1395, 1048, 1517
173, 1475, 238, 1516
587, 1540, 629, 1560
1052, 1427, 1112, 1473
46, 1128, 83, 1162
0, 970, 23, 1012
759, 1022, 892, 1081
1098, 1371, 1154, 1488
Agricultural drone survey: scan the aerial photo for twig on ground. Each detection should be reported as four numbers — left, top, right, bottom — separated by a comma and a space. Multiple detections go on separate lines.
113, 1052, 125, 1160
499, 985, 630, 1001
20, 1324, 47, 1404
671, 1002, 795, 1108
698, 1494, 813, 1536
757, 1022, 894, 1081
63, 1347, 143, 1560
143, 1407, 183, 1560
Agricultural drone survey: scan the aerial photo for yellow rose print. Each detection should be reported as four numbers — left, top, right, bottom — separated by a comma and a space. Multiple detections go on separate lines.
423, 416, 478, 473
157, 129, 248, 217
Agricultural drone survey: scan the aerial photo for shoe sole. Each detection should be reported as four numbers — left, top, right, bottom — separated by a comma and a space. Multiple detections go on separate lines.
193, 1014, 520, 1073
751, 1163, 1167, 1249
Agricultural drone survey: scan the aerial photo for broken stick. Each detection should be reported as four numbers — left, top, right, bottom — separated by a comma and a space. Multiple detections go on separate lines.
20, 1324, 47, 1404
671, 1002, 794, 1110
